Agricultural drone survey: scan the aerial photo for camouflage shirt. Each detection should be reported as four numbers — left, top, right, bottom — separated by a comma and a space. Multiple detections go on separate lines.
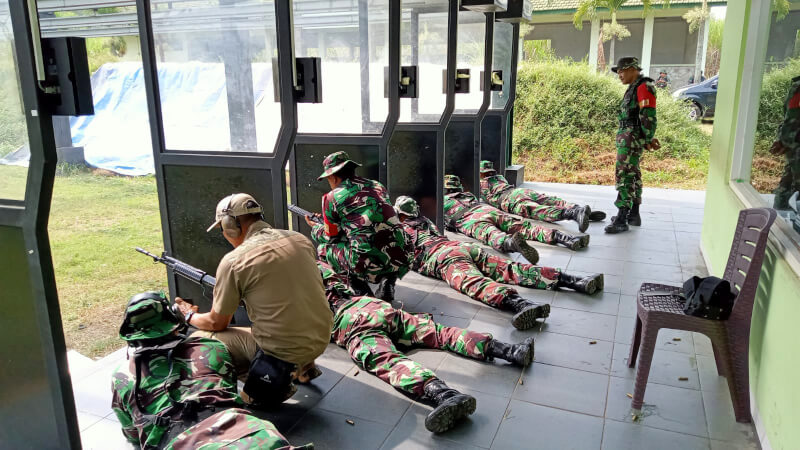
619, 75, 657, 142
311, 176, 411, 278
479, 175, 514, 205
443, 191, 481, 224
164, 408, 312, 450
111, 337, 241, 449
398, 216, 450, 267
776, 76, 800, 151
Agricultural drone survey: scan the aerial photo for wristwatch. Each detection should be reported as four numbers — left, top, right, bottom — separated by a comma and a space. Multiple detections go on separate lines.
184, 310, 194, 325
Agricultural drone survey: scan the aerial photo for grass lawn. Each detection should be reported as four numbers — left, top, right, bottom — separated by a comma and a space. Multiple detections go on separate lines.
0, 165, 29, 200
49, 167, 164, 357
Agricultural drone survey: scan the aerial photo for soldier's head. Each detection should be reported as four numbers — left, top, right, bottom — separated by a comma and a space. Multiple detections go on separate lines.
393, 195, 419, 221
119, 291, 186, 348
318, 151, 362, 189
612, 57, 642, 85
479, 160, 497, 179
207, 193, 265, 248
444, 174, 464, 194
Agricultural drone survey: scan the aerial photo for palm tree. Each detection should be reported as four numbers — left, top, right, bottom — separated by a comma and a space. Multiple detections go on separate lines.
574, 0, 658, 69
683, 0, 709, 84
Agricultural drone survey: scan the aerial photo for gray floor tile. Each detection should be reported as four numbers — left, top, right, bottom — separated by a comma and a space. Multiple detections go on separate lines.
413, 286, 482, 320
625, 250, 681, 266
435, 353, 522, 399
540, 307, 617, 341
675, 222, 704, 233
80, 418, 136, 450
73, 367, 116, 418
696, 355, 728, 394
569, 270, 623, 294
673, 213, 705, 224
77, 411, 105, 432
702, 389, 758, 444
611, 343, 701, 390
589, 233, 630, 249
286, 408, 394, 450
638, 220, 678, 231
491, 400, 604, 450
620, 277, 679, 296
613, 316, 695, 354
693, 332, 714, 356
391, 388, 509, 449
602, 419, 711, 450
534, 332, 613, 374
575, 244, 629, 261
380, 430, 485, 450
606, 376, 708, 438
710, 438, 761, 450
553, 290, 620, 316
568, 256, 626, 276
622, 262, 684, 282
468, 306, 541, 345
617, 295, 637, 318
514, 363, 610, 416
315, 367, 413, 426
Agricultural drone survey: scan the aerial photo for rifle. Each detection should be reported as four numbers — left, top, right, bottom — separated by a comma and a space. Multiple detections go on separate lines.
288, 203, 322, 224
135, 247, 216, 299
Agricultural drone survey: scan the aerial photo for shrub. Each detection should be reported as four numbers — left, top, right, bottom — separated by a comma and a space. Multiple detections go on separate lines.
755, 58, 800, 154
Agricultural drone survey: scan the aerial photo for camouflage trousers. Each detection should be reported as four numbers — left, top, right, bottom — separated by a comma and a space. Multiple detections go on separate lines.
417, 242, 560, 307
614, 129, 645, 209
456, 206, 558, 250
331, 296, 491, 397
493, 188, 574, 222
317, 240, 410, 284
773, 149, 800, 209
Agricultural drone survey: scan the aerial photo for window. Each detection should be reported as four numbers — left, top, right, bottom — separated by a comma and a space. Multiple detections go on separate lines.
453, 10, 486, 114
0, 1, 29, 200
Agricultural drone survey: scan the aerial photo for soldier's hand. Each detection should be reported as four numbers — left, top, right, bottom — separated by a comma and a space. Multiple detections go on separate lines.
770, 141, 786, 156
174, 297, 199, 315
647, 138, 662, 151
305, 215, 319, 226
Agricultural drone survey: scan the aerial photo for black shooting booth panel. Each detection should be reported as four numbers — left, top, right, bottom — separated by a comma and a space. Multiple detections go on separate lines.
388, 130, 439, 220
480, 112, 504, 170
291, 143, 381, 236
162, 165, 276, 315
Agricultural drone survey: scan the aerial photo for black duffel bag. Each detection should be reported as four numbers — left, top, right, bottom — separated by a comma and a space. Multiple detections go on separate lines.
682, 276, 735, 320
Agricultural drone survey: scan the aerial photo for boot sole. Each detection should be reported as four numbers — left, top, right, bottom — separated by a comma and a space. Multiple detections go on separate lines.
579, 234, 590, 249
589, 211, 607, 221
514, 233, 539, 264
521, 337, 535, 367
595, 274, 604, 291
578, 206, 590, 233
604, 224, 629, 234
511, 304, 551, 330
582, 278, 598, 295
424, 395, 477, 433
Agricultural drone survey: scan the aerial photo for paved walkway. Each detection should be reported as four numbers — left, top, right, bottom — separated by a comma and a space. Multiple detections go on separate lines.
70, 182, 760, 450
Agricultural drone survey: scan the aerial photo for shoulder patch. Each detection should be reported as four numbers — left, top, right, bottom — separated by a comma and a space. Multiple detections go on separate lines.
637, 83, 656, 109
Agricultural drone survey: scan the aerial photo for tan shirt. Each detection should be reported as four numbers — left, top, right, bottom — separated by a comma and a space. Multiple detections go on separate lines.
213, 221, 333, 366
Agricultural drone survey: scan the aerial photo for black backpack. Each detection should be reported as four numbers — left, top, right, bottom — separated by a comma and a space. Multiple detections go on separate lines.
682, 276, 735, 320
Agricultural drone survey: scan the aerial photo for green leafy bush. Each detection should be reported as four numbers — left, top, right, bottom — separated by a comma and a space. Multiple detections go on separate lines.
755, 58, 800, 154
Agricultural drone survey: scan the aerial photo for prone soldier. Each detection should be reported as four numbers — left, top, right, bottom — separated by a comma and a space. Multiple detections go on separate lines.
112, 292, 312, 449
771, 75, 800, 210
319, 260, 535, 433
309, 151, 413, 301
479, 160, 605, 233
395, 196, 603, 330
444, 174, 589, 253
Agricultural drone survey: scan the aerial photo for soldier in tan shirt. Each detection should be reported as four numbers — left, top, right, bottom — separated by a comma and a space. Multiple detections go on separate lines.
174, 193, 333, 406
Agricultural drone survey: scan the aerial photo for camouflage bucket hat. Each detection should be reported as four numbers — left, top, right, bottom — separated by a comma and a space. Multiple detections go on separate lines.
479, 160, 497, 174
317, 151, 362, 180
394, 195, 419, 217
444, 174, 463, 190
119, 292, 184, 343
611, 57, 642, 73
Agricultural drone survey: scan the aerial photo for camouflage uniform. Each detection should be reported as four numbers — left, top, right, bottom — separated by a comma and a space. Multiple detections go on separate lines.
164, 408, 312, 450
444, 183, 560, 249
319, 261, 492, 398
480, 173, 574, 223
311, 152, 411, 284
773, 76, 800, 209
401, 215, 560, 307
614, 73, 657, 210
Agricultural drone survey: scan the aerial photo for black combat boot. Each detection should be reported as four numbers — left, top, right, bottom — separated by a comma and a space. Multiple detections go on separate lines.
349, 277, 374, 297
557, 272, 604, 295
627, 203, 642, 226
501, 294, 551, 330
605, 207, 630, 234
562, 205, 590, 233
554, 230, 585, 250
422, 379, 477, 433
375, 276, 396, 302
500, 232, 539, 264
589, 210, 607, 222
486, 337, 535, 367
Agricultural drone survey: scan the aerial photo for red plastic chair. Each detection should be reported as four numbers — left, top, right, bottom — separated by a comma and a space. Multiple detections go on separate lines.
627, 208, 776, 423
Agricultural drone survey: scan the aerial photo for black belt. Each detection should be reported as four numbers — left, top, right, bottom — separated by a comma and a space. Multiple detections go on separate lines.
619, 119, 641, 128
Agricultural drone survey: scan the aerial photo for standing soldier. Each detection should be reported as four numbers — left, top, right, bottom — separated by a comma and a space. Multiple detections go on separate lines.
318, 260, 535, 433
309, 151, 412, 301
479, 160, 602, 233
771, 75, 800, 210
112, 292, 313, 449
605, 57, 660, 234
444, 174, 589, 253
395, 196, 603, 330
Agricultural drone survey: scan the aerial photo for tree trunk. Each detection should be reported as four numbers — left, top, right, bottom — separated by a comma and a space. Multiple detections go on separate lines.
610, 38, 616, 68
693, 20, 705, 83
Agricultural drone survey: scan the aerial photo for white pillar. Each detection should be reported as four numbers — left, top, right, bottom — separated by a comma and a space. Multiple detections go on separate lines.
700, 18, 711, 72
588, 18, 600, 70
641, 13, 655, 76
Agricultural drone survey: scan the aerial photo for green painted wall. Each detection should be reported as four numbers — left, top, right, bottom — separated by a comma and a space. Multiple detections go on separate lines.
701, 3, 800, 449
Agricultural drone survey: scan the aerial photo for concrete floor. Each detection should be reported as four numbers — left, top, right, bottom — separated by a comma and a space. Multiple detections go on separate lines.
70, 182, 760, 450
